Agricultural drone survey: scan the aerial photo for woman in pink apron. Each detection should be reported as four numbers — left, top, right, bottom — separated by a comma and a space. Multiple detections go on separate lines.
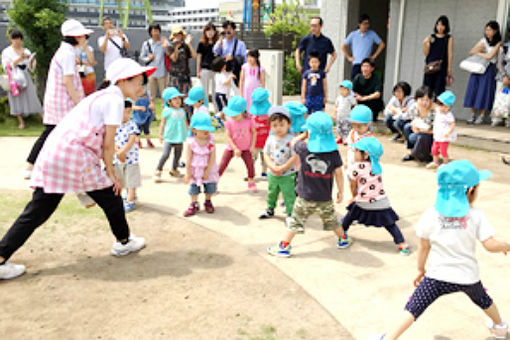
0, 58, 156, 280
24, 19, 89, 180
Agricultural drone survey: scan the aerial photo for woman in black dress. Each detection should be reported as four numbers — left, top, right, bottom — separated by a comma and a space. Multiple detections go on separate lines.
422, 16, 453, 97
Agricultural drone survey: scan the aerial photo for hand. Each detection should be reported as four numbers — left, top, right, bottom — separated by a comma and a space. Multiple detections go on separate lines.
202, 169, 210, 180
347, 55, 355, 63
369, 55, 376, 61
401, 107, 408, 113
148, 54, 155, 61
301, 98, 306, 105
234, 148, 241, 158
139, 106, 146, 112
297, 65, 303, 73
325, 66, 331, 74
197, 69, 201, 79
231, 74, 237, 79
250, 147, 257, 157
159, 136, 163, 144
225, 55, 233, 62
323, 96, 327, 105
412, 126, 419, 134
444, 132, 450, 138
447, 69, 453, 77
117, 29, 124, 38
185, 34, 192, 44
184, 174, 191, 184
336, 191, 343, 204
413, 270, 425, 287
107, 169, 122, 196
161, 38, 169, 48
272, 166, 283, 176
149, 102, 155, 111
116, 151, 126, 163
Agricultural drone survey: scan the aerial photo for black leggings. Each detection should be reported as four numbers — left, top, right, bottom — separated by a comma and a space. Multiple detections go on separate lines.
157, 142, 183, 171
0, 187, 130, 261
27, 125, 55, 164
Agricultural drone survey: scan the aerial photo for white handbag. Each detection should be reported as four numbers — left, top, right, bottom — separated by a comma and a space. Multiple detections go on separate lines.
0, 74, 9, 92
460, 55, 490, 74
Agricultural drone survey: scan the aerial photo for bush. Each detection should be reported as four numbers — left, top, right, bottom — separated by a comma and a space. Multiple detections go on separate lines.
283, 55, 301, 96
0, 97, 9, 123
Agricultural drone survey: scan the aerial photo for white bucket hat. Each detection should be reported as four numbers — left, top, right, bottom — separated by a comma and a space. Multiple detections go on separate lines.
106, 58, 156, 84
61, 19, 93, 37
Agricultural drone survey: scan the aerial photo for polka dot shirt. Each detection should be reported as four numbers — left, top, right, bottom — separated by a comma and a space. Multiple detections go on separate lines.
114, 119, 140, 165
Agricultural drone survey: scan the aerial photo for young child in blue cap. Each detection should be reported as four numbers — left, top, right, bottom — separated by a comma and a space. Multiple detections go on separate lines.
183, 112, 219, 217
379, 160, 510, 340
259, 106, 298, 225
334, 79, 357, 145
250, 88, 271, 178
284, 101, 308, 135
346, 104, 374, 170
342, 136, 409, 255
426, 90, 457, 169
131, 88, 155, 148
267, 111, 352, 257
184, 85, 209, 118
154, 87, 188, 182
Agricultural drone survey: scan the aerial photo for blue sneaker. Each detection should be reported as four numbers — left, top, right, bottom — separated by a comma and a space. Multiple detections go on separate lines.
261, 172, 267, 179
267, 242, 292, 257
337, 233, 352, 249
123, 201, 135, 212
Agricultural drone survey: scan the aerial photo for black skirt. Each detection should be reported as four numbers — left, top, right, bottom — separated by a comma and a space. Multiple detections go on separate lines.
344, 202, 399, 228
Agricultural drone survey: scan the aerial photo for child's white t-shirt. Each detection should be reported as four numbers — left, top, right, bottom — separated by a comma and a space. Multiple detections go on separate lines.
215, 71, 232, 95
415, 207, 495, 285
335, 95, 357, 120
433, 110, 456, 142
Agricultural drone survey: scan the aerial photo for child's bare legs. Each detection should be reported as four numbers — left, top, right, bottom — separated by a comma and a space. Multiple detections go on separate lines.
484, 302, 503, 326
190, 194, 199, 203
126, 188, 136, 203
282, 229, 297, 244
205, 193, 212, 201
332, 226, 346, 239
16, 115, 25, 129
385, 311, 415, 340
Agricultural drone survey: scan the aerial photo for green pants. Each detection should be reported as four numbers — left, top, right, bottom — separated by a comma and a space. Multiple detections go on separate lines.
267, 173, 297, 216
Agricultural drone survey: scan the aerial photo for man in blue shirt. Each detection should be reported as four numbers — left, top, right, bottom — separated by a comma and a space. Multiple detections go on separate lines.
295, 16, 337, 74
342, 14, 385, 80
139, 24, 168, 102
213, 21, 247, 87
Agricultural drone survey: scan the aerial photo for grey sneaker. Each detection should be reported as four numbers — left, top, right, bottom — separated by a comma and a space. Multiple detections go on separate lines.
0, 261, 26, 280
492, 117, 504, 127
111, 234, 145, 256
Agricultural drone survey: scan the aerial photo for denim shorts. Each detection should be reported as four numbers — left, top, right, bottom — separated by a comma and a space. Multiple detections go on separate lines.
189, 182, 217, 195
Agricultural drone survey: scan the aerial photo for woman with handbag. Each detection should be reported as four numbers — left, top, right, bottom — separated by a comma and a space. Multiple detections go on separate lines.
1, 29, 42, 130
464, 21, 502, 125
423, 16, 453, 97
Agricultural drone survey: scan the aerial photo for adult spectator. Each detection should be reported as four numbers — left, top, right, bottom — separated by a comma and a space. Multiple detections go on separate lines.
423, 15, 453, 97
464, 20, 502, 125
213, 21, 247, 86
1, 29, 42, 130
97, 17, 130, 71
75, 35, 97, 96
352, 58, 384, 121
295, 16, 336, 74
167, 25, 196, 99
197, 23, 219, 103
342, 14, 385, 80
140, 23, 169, 102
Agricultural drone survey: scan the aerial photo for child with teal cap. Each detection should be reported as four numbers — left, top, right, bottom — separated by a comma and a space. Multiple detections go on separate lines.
426, 90, 457, 169
334, 79, 357, 144
284, 101, 308, 134
380, 160, 510, 340
346, 104, 374, 169
154, 87, 188, 182
218, 96, 258, 192
267, 111, 352, 257
250, 87, 271, 178
184, 85, 209, 117
342, 136, 409, 255
183, 112, 219, 217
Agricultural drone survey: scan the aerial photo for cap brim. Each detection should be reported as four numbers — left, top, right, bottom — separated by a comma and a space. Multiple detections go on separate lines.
67, 28, 94, 36
194, 125, 216, 132
478, 169, 492, 183
183, 97, 196, 105
434, 187, 470, 218
223, 107, 241, 117
116, 66, 156, 83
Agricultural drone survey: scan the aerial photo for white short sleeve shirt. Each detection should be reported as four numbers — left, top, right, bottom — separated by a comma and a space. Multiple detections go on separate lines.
98, 34, 129, 71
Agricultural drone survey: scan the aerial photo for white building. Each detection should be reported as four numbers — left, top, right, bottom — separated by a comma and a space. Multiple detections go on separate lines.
166, 6, 219, 31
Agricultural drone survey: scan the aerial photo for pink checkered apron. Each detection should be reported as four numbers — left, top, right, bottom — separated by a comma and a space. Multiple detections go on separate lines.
43, 43, 85, 125
31, 87, 121, 193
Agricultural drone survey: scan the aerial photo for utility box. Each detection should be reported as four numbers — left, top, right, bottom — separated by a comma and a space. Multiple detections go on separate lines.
259, 50, 284, 105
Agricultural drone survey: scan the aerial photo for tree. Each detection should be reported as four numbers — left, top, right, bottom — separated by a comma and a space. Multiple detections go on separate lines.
7, 0, 67, 99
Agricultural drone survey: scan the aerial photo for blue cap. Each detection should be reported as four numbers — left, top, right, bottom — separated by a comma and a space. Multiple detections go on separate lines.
349, 104, 372, 124
284, 101, 308, 133
184, 86, 209, 106
189, 111, 216, 136
434, 160, 492, 217
338, 80, 353, 90
305, 111, 337, 153
267, 106, 290, 119
162, 87, 184, 107
223, 96, 247, 117
437, 90, 456, 107
351, 136, 384, 175
249, 88, 271, 116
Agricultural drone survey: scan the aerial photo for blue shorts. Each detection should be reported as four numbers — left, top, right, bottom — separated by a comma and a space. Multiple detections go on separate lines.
189, 182, 217, 195
305, 95, 325, 114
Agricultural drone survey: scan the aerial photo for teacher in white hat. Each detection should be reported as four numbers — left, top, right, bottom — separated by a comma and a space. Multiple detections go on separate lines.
0, 58, 156, 280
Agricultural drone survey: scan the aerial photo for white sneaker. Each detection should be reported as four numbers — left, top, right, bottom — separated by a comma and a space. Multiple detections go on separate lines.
426, 161, 439, 169
110, 234, 145, 256
22, 169, 32, 180
0, 261, 26, 280
285, 216, 294, 227
486, 319, 508, 339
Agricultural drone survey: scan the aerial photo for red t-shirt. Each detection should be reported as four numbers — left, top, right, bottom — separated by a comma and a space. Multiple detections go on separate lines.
253, 115, 270, 149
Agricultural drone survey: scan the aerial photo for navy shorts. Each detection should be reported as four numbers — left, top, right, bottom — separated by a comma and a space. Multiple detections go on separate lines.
189, 182, 217, 195
305, 95, 325, 114
405, 277, 493, 319
137, 119, 151, 135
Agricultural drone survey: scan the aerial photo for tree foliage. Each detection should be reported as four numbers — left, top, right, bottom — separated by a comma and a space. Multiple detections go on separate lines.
264, 0, 309, 49
7, 0, 67, 98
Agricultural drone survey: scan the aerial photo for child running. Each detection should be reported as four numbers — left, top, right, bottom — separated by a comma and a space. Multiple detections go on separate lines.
267, 111, 352, 257
284, 101, 308, 135
379, 160, 510, 340
240, 49, 265, 111
259, 106, 298, 225
218, 96, 258, 192
346, 104, 375, 169
427, 90, 457, 169
342, 136, 409, 255
249, 87, 271, 178
114, 100, 141, 212
154, 87, 187, 182
334, 79, 357, 144
183, 112, 219, 217
131, 88, 155, 148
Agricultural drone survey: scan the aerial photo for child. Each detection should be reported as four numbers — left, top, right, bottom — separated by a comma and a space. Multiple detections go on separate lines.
114, 100, 141, 212
342, 136, 409, 255
379, 160, 510, 340
184, 85, 210, 116
183, 112, 219, 217
259, 106, 298, 225
154, 87, 188, 182
334, 79, 357, 144
131, 88, 155, 148
249, 87, 271, 178
284, 101, 308, 135
267, 111, 352, 257
346, 104, 375, 170
491, 76, 510, 127
211, 57, 234, 127
218, 96, 258, 192
301, 51, 327, 115
240, 49, 266, 111
427, 90, 457, 169
384, 81, 414, 142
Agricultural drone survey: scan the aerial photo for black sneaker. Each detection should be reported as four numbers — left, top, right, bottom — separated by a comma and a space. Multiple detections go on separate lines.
389, 133, 401, 142
259, 208, 274, 219
402, 154, 415, 162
